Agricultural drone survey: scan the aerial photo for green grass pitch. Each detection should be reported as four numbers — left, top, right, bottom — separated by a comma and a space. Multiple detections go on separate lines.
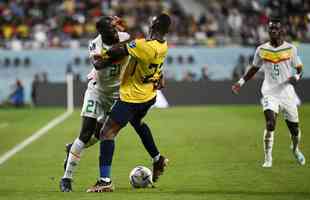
0, 105, 309, 200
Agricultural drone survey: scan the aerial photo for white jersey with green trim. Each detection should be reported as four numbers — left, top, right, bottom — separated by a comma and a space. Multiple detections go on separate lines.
87, 32, 130, 98
252, 41, 303, 100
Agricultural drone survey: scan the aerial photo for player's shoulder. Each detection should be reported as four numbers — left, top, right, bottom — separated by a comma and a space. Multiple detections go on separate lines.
118, 32, 130, 42
89, 34, 101, 50
127, 38, 149, 49
282, 41, 297, 50
90, 34, 101, 45
147, 39, 168, 52
256, 42, 269, 51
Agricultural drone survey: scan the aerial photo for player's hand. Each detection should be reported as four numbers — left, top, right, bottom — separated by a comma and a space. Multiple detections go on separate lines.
95, 49, 110, 60
232, 83, 241, 95
153, 82, 164, 90
288, 76, 299, 86
111, 16, 127, 32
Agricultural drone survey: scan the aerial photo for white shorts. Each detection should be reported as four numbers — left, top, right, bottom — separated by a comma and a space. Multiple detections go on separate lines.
80, 87, 116, 123
261, 95, 299, 122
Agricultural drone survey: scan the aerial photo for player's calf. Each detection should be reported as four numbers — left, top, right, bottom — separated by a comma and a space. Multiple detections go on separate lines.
63, 143, 73, 171
286, 120, 301, 152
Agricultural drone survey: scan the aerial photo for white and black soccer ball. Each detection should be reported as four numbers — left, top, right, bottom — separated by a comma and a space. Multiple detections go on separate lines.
129, 166, 153, 188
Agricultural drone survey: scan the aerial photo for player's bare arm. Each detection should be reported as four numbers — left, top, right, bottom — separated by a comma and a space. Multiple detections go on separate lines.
92, 44, 129, 70
232, 66, 259, 94
91, 56, 112, 70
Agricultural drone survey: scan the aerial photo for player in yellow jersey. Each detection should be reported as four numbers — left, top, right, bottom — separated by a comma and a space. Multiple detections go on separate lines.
87, 13, 171, 192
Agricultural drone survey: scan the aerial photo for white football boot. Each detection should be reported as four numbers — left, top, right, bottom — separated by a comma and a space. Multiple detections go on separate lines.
293, 150, 306, 165
262, 155, 272, 168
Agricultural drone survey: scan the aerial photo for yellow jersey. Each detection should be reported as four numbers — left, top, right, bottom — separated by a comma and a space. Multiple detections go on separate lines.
120, 38, 168, 103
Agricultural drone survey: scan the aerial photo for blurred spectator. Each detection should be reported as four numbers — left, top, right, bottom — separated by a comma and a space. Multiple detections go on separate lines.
1, 0, 310, 48
41, 72, 49, 83
232, 55, 247, 81
31, 74, 40, 106
9, 80, 24, 107
227, 9, 242, 37
201, 65, 209, 80
66, 63, 73, 74
182, 70, 196, 82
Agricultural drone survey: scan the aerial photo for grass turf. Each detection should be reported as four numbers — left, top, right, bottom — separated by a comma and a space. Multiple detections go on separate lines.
0, 105, 309, 200
0, 107, 64, 155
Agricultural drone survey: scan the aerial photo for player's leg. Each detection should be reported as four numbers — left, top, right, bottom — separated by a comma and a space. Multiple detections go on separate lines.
262, 110, 277, 167
261, 96, 279, 168
87, 100, 131, 192
63, 121, 102, 171
130, 119, 160, 160
60, 88, 102, 192
129, 98, 168, 182
83, 98, 109, 148
60, 117, 97, 192
283, 103, 305, 165
84, 120, 103, 148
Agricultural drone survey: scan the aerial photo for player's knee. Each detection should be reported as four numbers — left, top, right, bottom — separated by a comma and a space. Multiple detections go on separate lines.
264, 130, 273, 140
130, 120, 142, 132
79, 117, 97, 143
99, 118, 121, 140
79, 129, 93, 144
131, 120, 149, 135
266, 120, 276, 131
290, 127, 299, 137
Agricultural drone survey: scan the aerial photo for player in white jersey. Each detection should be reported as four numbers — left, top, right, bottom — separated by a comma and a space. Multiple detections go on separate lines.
60, 16, 129, 192
232, 18, 305, 168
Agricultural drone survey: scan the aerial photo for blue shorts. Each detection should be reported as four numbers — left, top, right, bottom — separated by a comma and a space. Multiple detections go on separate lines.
109, 97, 156, 127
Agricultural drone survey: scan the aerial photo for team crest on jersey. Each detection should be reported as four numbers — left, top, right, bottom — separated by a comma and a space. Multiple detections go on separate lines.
128, 41, 136, 48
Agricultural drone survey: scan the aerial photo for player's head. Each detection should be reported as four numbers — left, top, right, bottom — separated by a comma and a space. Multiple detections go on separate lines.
150, 13, 171, 35
268, 17, 283, 40
96, 16, 118, 44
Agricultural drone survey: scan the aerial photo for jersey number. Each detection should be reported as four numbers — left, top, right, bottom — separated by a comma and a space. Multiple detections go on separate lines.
271, 64, 280, 80
142, 63, 163, 83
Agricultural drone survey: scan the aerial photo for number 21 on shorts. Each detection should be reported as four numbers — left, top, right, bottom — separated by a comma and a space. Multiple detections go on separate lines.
86, 100, 100, 114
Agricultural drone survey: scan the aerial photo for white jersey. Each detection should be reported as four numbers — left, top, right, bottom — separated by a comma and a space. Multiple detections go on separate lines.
252, 41, 303, 99
87, 32, 130, 98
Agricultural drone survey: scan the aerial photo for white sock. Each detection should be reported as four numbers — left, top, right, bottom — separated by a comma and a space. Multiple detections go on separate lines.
263, 130, 274, 161
63, 138, 85, 179
100, 177, 111, 182
153, 154, 161, 163
291, 129, 301, 153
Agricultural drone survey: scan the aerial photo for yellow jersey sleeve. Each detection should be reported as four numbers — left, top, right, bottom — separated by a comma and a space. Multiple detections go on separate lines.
126, 39, 156, 63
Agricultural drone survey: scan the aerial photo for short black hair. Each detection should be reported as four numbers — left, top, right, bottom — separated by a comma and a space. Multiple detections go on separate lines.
96, 16, 113, 35
152, 13, 171, 34
96, 16, 119, 45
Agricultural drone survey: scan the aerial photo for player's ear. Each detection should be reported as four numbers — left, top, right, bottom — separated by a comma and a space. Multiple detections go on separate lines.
281, 25, 287, 35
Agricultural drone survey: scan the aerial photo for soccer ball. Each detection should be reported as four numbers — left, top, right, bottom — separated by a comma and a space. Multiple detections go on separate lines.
129, 166, 153, 188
